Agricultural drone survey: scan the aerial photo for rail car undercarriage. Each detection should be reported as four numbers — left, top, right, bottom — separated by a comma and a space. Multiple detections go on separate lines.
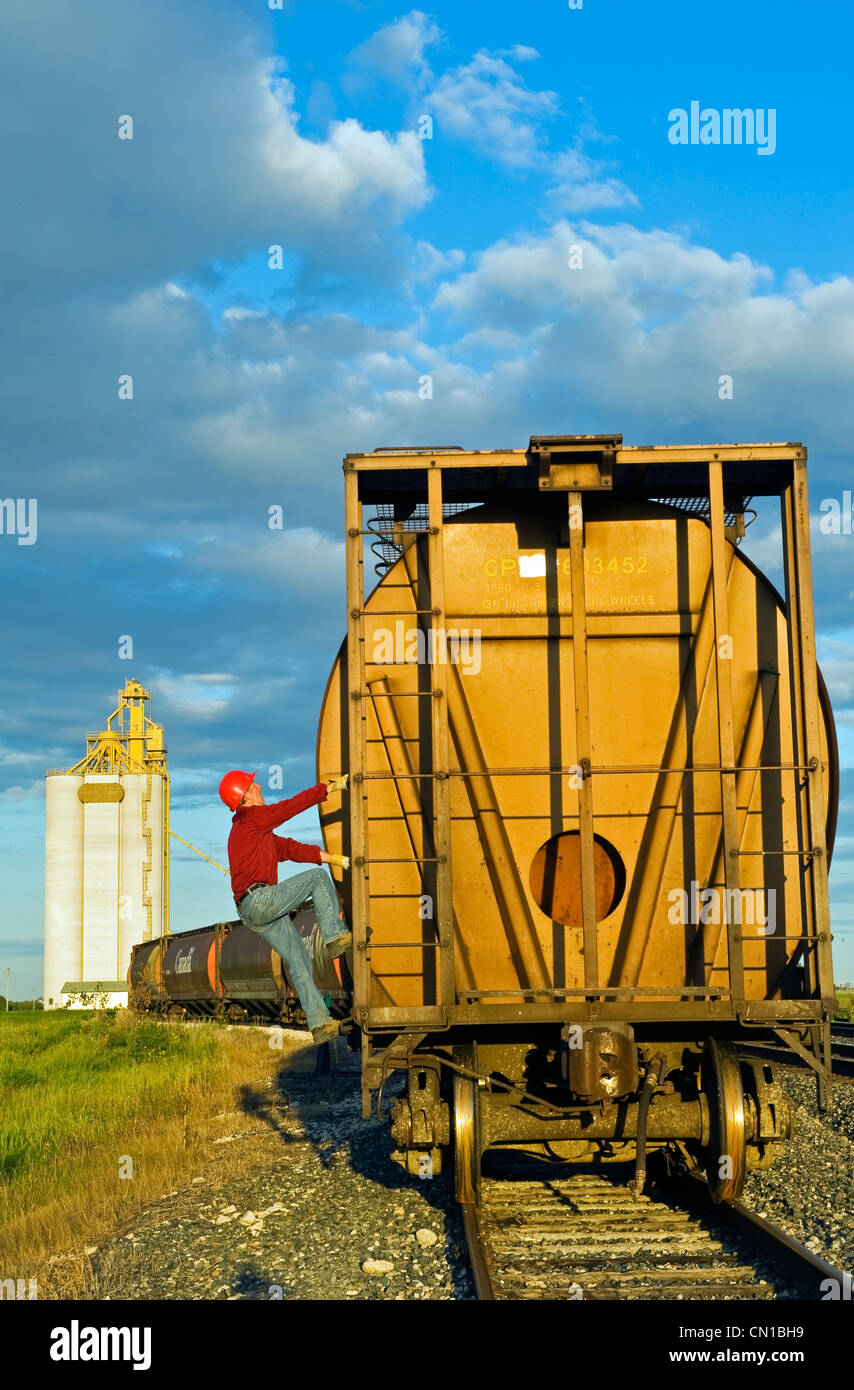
369, 1022, 831, 1205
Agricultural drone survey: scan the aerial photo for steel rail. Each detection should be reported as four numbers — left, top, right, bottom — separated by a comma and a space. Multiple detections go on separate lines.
460, 1203, 495, 1301
736, 1039, 854, 1079
722, 1195, 851, 1292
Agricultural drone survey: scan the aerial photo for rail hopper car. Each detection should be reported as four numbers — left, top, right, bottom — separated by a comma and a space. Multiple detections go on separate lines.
128, 905, 350, 1023
317, 434, 839, 1204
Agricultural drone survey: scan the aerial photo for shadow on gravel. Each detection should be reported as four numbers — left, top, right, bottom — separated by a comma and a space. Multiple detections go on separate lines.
226, 1261, 294, 1300
235, 1038, 472, 1298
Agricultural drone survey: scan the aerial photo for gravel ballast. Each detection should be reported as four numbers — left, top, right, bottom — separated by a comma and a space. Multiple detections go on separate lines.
743, 1070, 854, 1274
47, 1029, 474, 1301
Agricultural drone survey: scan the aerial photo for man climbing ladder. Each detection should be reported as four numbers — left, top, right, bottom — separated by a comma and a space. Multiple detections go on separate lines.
219, 769, 351, 1043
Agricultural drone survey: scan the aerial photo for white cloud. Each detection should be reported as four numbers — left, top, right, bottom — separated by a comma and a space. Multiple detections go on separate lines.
148, 673, 238, 722
346, 10, 441, 89
0, 746, 49, 767
817, 634, 854, 706
0, 779, 44, 803
263, 91, 429, 223
344, 17, 636, 213
739, 522, 783, 575
0, 2, 430, 299
435, 220, 771, 321
497, 45, 540, 63
431, 220, 854, 445
428, 48, 560, 168
548, 148, 639, 213
411, 240, 466, 281
195, 528, 346, 595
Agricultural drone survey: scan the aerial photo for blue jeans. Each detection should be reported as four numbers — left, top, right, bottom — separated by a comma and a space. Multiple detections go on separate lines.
237, 869, 344, 1031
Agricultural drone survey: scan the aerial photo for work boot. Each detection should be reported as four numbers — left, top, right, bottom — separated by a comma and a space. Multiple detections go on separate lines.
323, 930, 352, 960
311, 1019, 341, 1045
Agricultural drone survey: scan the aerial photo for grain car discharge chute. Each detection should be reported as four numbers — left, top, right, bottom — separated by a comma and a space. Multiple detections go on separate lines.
317, 436, 838, 1204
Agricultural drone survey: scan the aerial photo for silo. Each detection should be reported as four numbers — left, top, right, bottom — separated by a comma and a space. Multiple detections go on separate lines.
119, 774, 146, 974
144, 771, 167, 939
81, 774, 122, 981
43, 773, 84, 1008
118, 772, 167, 974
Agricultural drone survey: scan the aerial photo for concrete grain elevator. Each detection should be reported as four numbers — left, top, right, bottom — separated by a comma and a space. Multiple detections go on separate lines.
43, 679, 169, 1008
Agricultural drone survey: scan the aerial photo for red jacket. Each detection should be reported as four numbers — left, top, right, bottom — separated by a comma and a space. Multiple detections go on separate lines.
228, 784, 328, 903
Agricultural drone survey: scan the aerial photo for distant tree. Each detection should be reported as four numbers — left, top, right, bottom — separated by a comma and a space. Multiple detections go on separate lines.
63, 990, 110, 1010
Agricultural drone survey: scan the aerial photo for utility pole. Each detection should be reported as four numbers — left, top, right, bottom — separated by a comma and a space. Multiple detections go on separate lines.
5, 967, 10, 1012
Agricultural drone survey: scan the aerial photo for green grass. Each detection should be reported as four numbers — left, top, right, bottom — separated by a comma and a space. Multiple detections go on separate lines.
0, 1010, 212, 1182
834, 990, 853, 1021
0, 1008, 280, 1281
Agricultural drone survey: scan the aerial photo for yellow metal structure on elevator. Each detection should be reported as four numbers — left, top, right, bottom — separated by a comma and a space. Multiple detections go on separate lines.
68, 678, 168, 778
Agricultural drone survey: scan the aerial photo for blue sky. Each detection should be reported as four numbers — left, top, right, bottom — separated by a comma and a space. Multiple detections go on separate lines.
1, 0, 852, 997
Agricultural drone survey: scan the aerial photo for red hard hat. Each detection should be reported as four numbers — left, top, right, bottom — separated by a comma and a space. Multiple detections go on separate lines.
219, 769, 256, 811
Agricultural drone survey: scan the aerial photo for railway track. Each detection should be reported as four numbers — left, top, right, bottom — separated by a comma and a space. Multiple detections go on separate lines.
830, 1022, 854, 1066
738, 1024, 854, 1079
462, 1163, 848, 1301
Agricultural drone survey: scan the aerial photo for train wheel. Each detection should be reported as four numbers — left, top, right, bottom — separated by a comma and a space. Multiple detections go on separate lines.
702, 1038, 746, 1203
454, 1073, 481, 1204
